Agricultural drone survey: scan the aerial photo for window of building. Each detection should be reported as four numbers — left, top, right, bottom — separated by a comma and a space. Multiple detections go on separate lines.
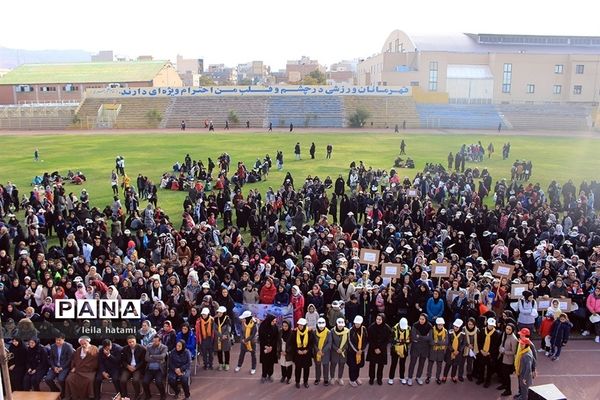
527, 84, 535, 94
554, 64, 564, 74
573, 85, 582, 95
576, 64, 584, 74
63, 84, 79, 92
429, 61, 438, 91
40, 86, 57, 92
502, 63, 512, 93
16, 85, 33, 92
553, 85, 562, 94
410, 81, 420, 86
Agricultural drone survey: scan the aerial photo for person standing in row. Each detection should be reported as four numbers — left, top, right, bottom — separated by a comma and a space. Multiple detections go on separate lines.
443, 318, 466, 383
294, 143, 301, 160
278, 320, 293, 384
235, 310, 257, 375
259, 314, 279, 383
347, 315, 368, 387
514, 335, 536, 400
497, 322, 518, 397
463, 317, 479, 381
310, 142, 316, 159
214, 306, 232, 371
367, 313, 392, 386
196, 308, 214, 370
288, 318, 313, 388
326, 144, 333, 159
329, 317, 349, 385
476, 318, 501, 388
388, 317, 410, 385
407, 313, 432, 386
426, 317, 447, 384
313, 317, 331, 386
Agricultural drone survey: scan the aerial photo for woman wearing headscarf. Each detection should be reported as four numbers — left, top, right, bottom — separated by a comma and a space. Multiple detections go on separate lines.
328, 317, 349, 385
8, 337, 27, 390
278, 320, 293, 383
388, 317, 410, 385
235, 310, 257, 374
312, 317, 331, 386
258, 314, 280, 383
426, 317, 448, 384
213, 306, 232, 370
176, 323, 197, 359
347, 315, 368, 387
137, 320, 157, 347
407, 313, 432, 386
443, 318, 466, 383
288, 317, 314, 388
23, 337, 48, 391
463, 317, 479, 381
367, 313, 392, 385
497, 322, 518, 396
476, 317, 501, 387
291, 285, 305, 325
167, 340, 191, 400
64, 336, 99, 400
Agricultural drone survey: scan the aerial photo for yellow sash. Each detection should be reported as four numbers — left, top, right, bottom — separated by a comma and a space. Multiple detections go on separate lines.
244, 319, 255, 351
315, 328, 329, 362
483, 328, 495, 353
216, 316, 228, 351
393, 326, 410, 358
514, 343, 531, 375
433, 328, 447, 351
451, 331, 463, 359
355, 327, 364, 364
334, 327, 349, 357
297, 328, 309, 349
465, 328, 479, 356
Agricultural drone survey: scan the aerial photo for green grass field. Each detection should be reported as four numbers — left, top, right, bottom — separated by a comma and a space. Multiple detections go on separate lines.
1, 131, 599, 220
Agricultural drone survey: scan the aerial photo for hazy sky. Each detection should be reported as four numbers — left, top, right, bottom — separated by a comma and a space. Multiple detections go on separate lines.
1, 0, 598, 69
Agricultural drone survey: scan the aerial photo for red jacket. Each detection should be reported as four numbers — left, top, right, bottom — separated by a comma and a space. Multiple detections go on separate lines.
259, 279, 277, 304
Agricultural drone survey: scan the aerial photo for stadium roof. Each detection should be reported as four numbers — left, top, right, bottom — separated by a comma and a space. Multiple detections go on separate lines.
382, 30, 600, 55
0, 61, 169, 85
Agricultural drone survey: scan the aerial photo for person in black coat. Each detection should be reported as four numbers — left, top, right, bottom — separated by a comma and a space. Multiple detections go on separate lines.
120, 336, 146, 399
259, 314, 280, 382
347, 315, 368, 387
94, 339, 123, 400
23, 337, 49, 391
309, 143, 316, 159
287, 318, 314, 388
8, 337, 28, 391
476, 317, 502, 387
367, 313, 392, 385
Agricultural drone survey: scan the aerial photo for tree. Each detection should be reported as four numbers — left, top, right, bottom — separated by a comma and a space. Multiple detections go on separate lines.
348, 108, 370, 128
145, 109, 163, 128
198, 75, 216, 86
238, 78, 253, 86
228, 110, 239, 125
301, 70, 326, 85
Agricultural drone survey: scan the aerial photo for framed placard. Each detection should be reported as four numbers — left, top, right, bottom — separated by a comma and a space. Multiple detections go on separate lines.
493, 263, 514, 278
511, 284, 528, 298
537, 298, 551, 311
557, 298, 572, 312
430, 263, 451, 278
359, 248, 380, 265
381, 263, 403, 278
407, 189, 418, 197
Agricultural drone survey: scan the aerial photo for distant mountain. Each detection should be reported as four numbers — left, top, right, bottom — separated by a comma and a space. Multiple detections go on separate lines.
0, 47, 91, 69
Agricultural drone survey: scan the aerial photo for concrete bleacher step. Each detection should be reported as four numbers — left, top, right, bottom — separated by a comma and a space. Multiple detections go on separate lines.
343, 96, 420, 128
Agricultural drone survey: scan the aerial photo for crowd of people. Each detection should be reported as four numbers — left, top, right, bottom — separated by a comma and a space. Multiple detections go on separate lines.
1, 137, 600, 400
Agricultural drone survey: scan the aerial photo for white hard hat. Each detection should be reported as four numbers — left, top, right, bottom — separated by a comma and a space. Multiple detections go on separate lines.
353, 315, 363, 325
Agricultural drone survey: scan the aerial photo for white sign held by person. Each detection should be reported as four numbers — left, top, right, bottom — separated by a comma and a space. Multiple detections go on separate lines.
55, 299, 142, 319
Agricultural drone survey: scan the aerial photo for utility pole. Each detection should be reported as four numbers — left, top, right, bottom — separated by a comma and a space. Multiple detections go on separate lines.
0, 320, 13, 400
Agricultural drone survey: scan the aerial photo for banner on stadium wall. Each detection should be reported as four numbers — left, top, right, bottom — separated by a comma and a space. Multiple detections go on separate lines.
87, 85, 411, 98
233, 302, 294, 327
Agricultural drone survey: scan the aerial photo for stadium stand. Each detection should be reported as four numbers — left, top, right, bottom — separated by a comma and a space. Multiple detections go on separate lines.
0, 103, 77, 129
497, 103, 592, 131
74, 97, 171, 129
416, 104, 503, 129
266, 96, 344, 128
163, 97, 268, 129
343, 96, 420, 128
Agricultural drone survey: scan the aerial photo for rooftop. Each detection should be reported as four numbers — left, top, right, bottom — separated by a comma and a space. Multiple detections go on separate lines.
0, 61, 169, 85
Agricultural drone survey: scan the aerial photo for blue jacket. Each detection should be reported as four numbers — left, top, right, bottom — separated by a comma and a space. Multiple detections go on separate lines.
168, 349, 191, 380
175, 331, 196, 355
426, 297, 445, 322
550, 320, 572, 346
